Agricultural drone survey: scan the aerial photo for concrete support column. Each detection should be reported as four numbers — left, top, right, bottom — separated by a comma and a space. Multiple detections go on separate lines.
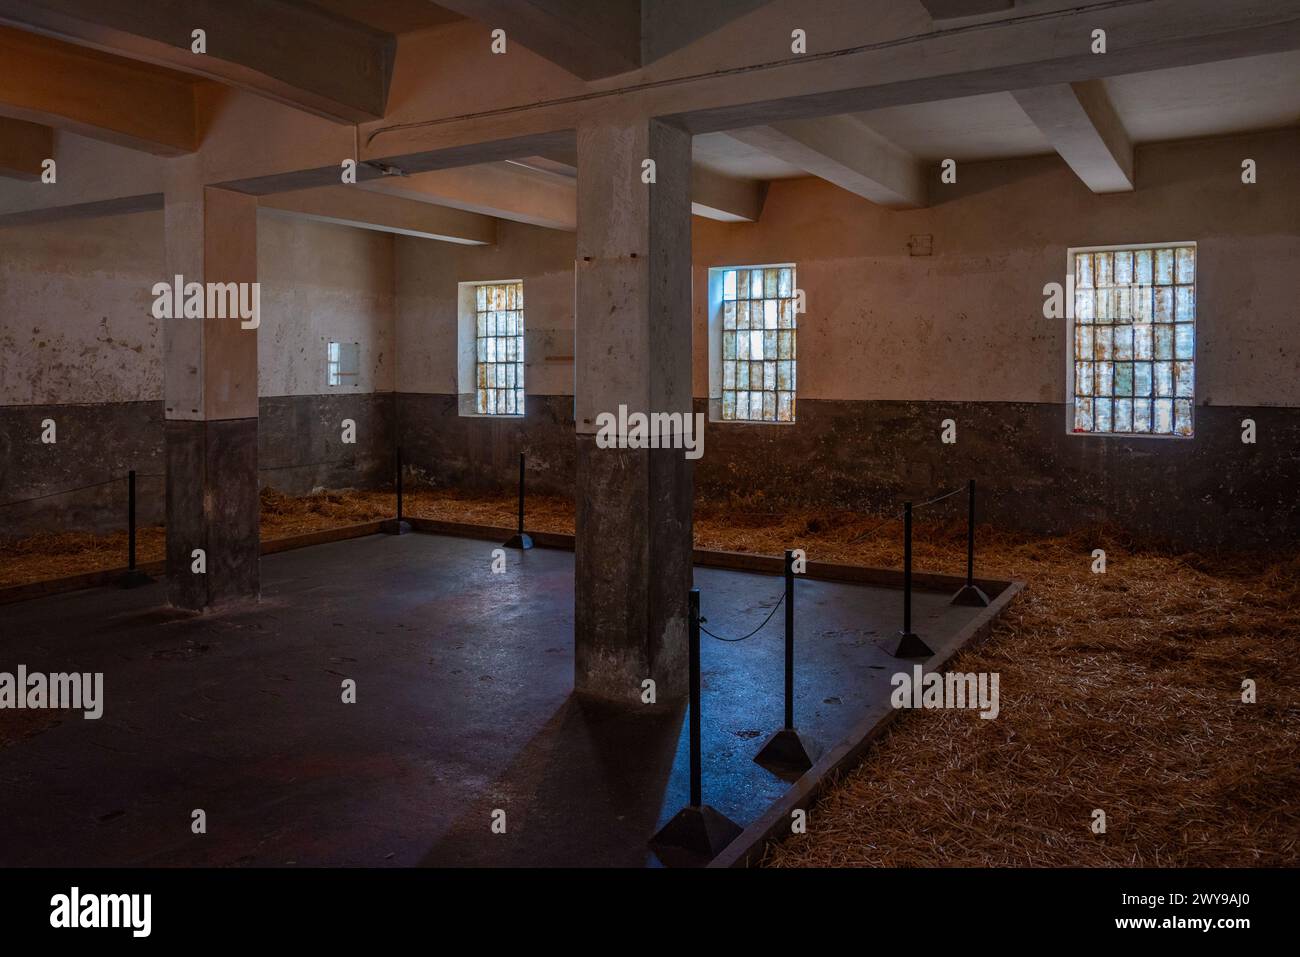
574, 117, 693, 704
162, 180, 260, 610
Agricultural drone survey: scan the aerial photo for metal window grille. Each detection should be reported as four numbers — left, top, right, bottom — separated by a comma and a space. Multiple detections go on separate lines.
1071, 245, 1195, 437
720, 265, 796, 422
474, 281, 524, 415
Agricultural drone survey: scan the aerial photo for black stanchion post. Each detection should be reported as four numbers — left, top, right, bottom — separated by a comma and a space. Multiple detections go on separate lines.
128, 469, 137, 570
384, 446, 411, 535
784, 550, 794, 730
119, 469, 153, 588
952, 478, 991, 607
649, 587, 742, 867
886, 501, 933, 657
904, 501, 912, 633
754, 549, 821, 779
689, 588, 702, 807
503, 452, 532, 549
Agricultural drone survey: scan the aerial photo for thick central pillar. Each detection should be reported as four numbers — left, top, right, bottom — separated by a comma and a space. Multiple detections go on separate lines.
574, 117, 694, 705
162, 176, 260, 610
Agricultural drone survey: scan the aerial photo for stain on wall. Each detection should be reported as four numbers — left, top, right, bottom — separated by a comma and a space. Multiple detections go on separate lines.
257, 212, 396, 397
2, 212, 400, 535
0, 210, 163, 406
396, 219, 576, 397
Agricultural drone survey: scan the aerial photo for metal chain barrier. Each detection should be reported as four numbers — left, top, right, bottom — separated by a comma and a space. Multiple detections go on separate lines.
912, 485, 964, 510
847, 512, 898, 544
0, 474, 146, 509
699, 591, 785, 642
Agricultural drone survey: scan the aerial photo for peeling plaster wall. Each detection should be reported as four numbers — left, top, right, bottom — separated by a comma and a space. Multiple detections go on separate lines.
254, 214, 398, 495
0, 209, 163, 406
0, 211, 399, 407
256, 212, 396, 397
0, 210, 166, 536
1, 211, 400, 533
396, 219, 576, 398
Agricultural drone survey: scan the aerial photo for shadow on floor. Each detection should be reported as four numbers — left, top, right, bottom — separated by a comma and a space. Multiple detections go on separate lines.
419, 694, 685, 867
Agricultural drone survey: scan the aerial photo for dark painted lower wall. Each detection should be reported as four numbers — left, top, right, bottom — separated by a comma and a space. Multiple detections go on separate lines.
258, 393, 395, 495
396, 393, 1300, 550
1, 394, 395, 537
0, 400, 166, 537
695, 399, 1300, 550
395, 392, 576, 498
4, 393, 1296, 549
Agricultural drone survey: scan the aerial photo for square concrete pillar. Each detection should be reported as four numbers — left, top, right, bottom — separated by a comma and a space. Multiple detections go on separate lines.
574, 118, 693, 705
162, 183, 260, 610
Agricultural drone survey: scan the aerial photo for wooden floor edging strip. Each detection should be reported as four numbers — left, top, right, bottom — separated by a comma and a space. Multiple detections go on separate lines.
0, 558, 170, 605
405, 520, 1014, 596
707, 578, 1026, 868
0, 521, 385, 605
2, 518, 1016, 613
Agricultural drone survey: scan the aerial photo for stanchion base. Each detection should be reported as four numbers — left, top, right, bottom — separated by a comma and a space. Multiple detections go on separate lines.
648, 804, 743, 868
503, 532, 533, 550
951, 583, 991, 607
118, 568, 154, 589
382, 519, 412, 535
885, 630, 934, 658
754, 727, 821, 780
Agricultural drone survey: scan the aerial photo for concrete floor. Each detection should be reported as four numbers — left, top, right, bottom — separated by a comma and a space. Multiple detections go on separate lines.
0, 532, 990, 867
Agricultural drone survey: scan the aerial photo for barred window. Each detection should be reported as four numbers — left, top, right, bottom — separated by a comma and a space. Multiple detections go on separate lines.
474, 281, 524, 416
719, 264, 797, 422
1070, 244, 1195, 437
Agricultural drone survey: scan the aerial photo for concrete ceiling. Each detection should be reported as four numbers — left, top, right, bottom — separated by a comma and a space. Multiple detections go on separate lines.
706, 52, 1300, 176
854, 92, 1050, 162
1104, 49, 1300, 143
295, 0, 463, 35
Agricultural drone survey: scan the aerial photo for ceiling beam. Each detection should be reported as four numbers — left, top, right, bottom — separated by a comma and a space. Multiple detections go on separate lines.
258, 184, 495, 245
0, 192, 161, 227
506, 155, 577, 178
726, 117, 925, 208
1012, 79, 1134, 192
691, 166, 767, 222
0, 0, 394, 123
508, 146, 767, 222
0, 116, 51, 179
0, 26, 198, 154
0, 130, 166, 219
435, 0, 642, 80
361, 163, 578, 231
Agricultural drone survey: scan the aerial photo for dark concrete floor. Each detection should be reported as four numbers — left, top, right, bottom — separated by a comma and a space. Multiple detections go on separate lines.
0, 533, 989, 867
